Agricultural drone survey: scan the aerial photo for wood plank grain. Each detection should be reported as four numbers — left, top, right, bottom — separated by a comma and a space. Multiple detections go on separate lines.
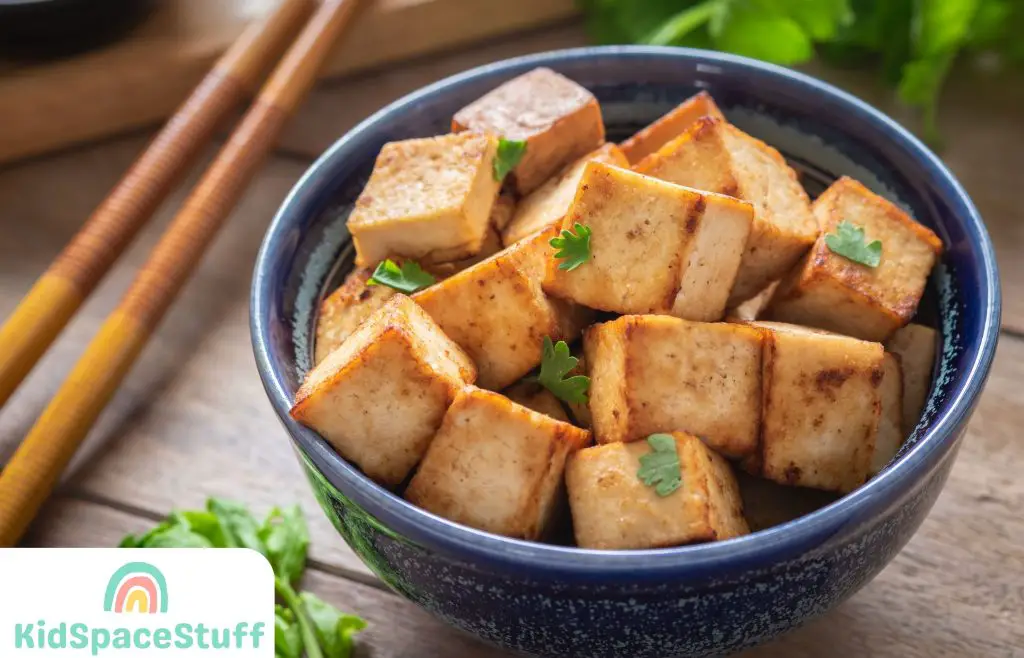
24, 498, 507, 658
0, 0, 577, 164
0, 136, 368, 576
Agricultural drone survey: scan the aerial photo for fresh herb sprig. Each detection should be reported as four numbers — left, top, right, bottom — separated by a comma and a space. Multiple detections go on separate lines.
493, 138, 528, 182
825, 220, 882, 267
580, 0, 1024, 142
637, 434, 683, 497
534, 337, 590, 404
367, 258, 436, 293
550, 223, 592, 271
121, 499, 365, 658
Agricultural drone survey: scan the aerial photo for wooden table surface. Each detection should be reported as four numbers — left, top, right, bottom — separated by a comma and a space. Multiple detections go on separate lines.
2, 23, 1023, 658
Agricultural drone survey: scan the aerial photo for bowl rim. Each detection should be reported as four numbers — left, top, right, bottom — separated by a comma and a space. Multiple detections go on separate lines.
251, 45, 1000, 580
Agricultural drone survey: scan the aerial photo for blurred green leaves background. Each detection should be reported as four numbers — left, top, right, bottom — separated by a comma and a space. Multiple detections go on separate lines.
579, 0, 1023, 141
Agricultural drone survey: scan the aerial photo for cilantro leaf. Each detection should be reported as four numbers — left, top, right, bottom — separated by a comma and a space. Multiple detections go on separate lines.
174, 510, 229, 547
367, 259, 435, 294
550, 223, 592, 271
493, 138, 527, 182
207, 498, 268, 555
637, 433, 682, 497
261, 505, 310, 585
275, 605, 303, 658
535, 336, 590, 404
119, 499, 367, 658
825, 220, 882, 267
135, 523, 214, 548
301, 592, 367, 658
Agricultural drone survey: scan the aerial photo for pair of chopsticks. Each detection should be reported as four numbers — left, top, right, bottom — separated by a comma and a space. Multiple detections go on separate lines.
0, 0, 366, 546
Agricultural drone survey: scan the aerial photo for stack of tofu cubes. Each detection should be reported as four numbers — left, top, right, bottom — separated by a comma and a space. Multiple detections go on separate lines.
291, 68, 943, 551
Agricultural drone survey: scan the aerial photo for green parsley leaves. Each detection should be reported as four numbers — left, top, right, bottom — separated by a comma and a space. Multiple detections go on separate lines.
581, 0, 1024, 142
493, 138, 527, 182
825, 220, 882, 267
637, 433, 682, 497
550, 223, 592, 271
120, 498, 365, 658
367, 258, 436, 293
535, 336, 590, 404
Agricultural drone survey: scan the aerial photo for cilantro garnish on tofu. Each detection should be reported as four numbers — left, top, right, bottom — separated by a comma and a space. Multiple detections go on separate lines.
550, 223, 592, 271
825, 220, 882, 268
637, 433, 682, 497
367, 259, 436, 293
493, 138, 527, 182
535, 336, 590, 404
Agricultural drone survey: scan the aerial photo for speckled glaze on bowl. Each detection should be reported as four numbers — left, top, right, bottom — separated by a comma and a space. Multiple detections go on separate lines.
251, 47, 1000, 658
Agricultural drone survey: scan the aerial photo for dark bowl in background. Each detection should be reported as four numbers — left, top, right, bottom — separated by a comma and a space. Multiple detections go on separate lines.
251, 47, 1000, 657
0, 0, 155, 59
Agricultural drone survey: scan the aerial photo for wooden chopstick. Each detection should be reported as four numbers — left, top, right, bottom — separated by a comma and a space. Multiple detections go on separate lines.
0, 0, 366, 547
0, 0, 316, 412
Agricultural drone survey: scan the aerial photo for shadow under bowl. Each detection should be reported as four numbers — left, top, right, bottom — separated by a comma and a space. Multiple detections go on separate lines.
251, 47, 1000, 658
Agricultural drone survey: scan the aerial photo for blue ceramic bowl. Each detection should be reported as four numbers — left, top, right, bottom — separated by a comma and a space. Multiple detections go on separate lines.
251, 47, 1000, 657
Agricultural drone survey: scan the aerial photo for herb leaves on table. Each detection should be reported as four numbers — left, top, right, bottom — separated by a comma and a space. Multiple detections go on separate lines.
579, 0, 1024, 141
120, 498, 365, 658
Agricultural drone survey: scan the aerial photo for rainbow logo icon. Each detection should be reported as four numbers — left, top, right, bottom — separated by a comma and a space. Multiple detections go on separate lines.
103, 562, 168, 614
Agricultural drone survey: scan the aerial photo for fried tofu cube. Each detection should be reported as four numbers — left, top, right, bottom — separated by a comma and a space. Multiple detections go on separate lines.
620, 91, 725, 164
768, 177, 943, 342
504, 380, 569, 422
348, 133, 501, 267
291, 295, 475, 487
314, 267, 398, 365
413, 227, 592, 390
872, 352, 904, 475
635, 117, 817, 304
545, 161, 753, 320
752, 321, 884, 493
725, 281, 779, 324
566, 432, 749, 550
886, 323, 938, 433
502, 143, 628, 246
585, 315, 763, 459
452, 67, 605, 195
563, 346, 592, 429
406, 386, 591, 539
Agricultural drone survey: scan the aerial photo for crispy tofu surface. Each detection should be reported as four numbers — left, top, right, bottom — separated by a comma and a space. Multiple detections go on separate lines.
348, 133, 500, 267
752, 321, 884, 493
872, 352, 904, 475
585, 315, 763, 458
635, 117, 817, 304
406, 386, 591, 539
544, 161, 752, 320
566, 432, 749, 550
620, 91, 725, 163
886, 323, 938, 433
768, 177, 943, 341
452, 67, 605, 195
314, 267, 397, 365
502, 143, 628, 246
414, 227, 592, 390
291, 295, 475, 487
